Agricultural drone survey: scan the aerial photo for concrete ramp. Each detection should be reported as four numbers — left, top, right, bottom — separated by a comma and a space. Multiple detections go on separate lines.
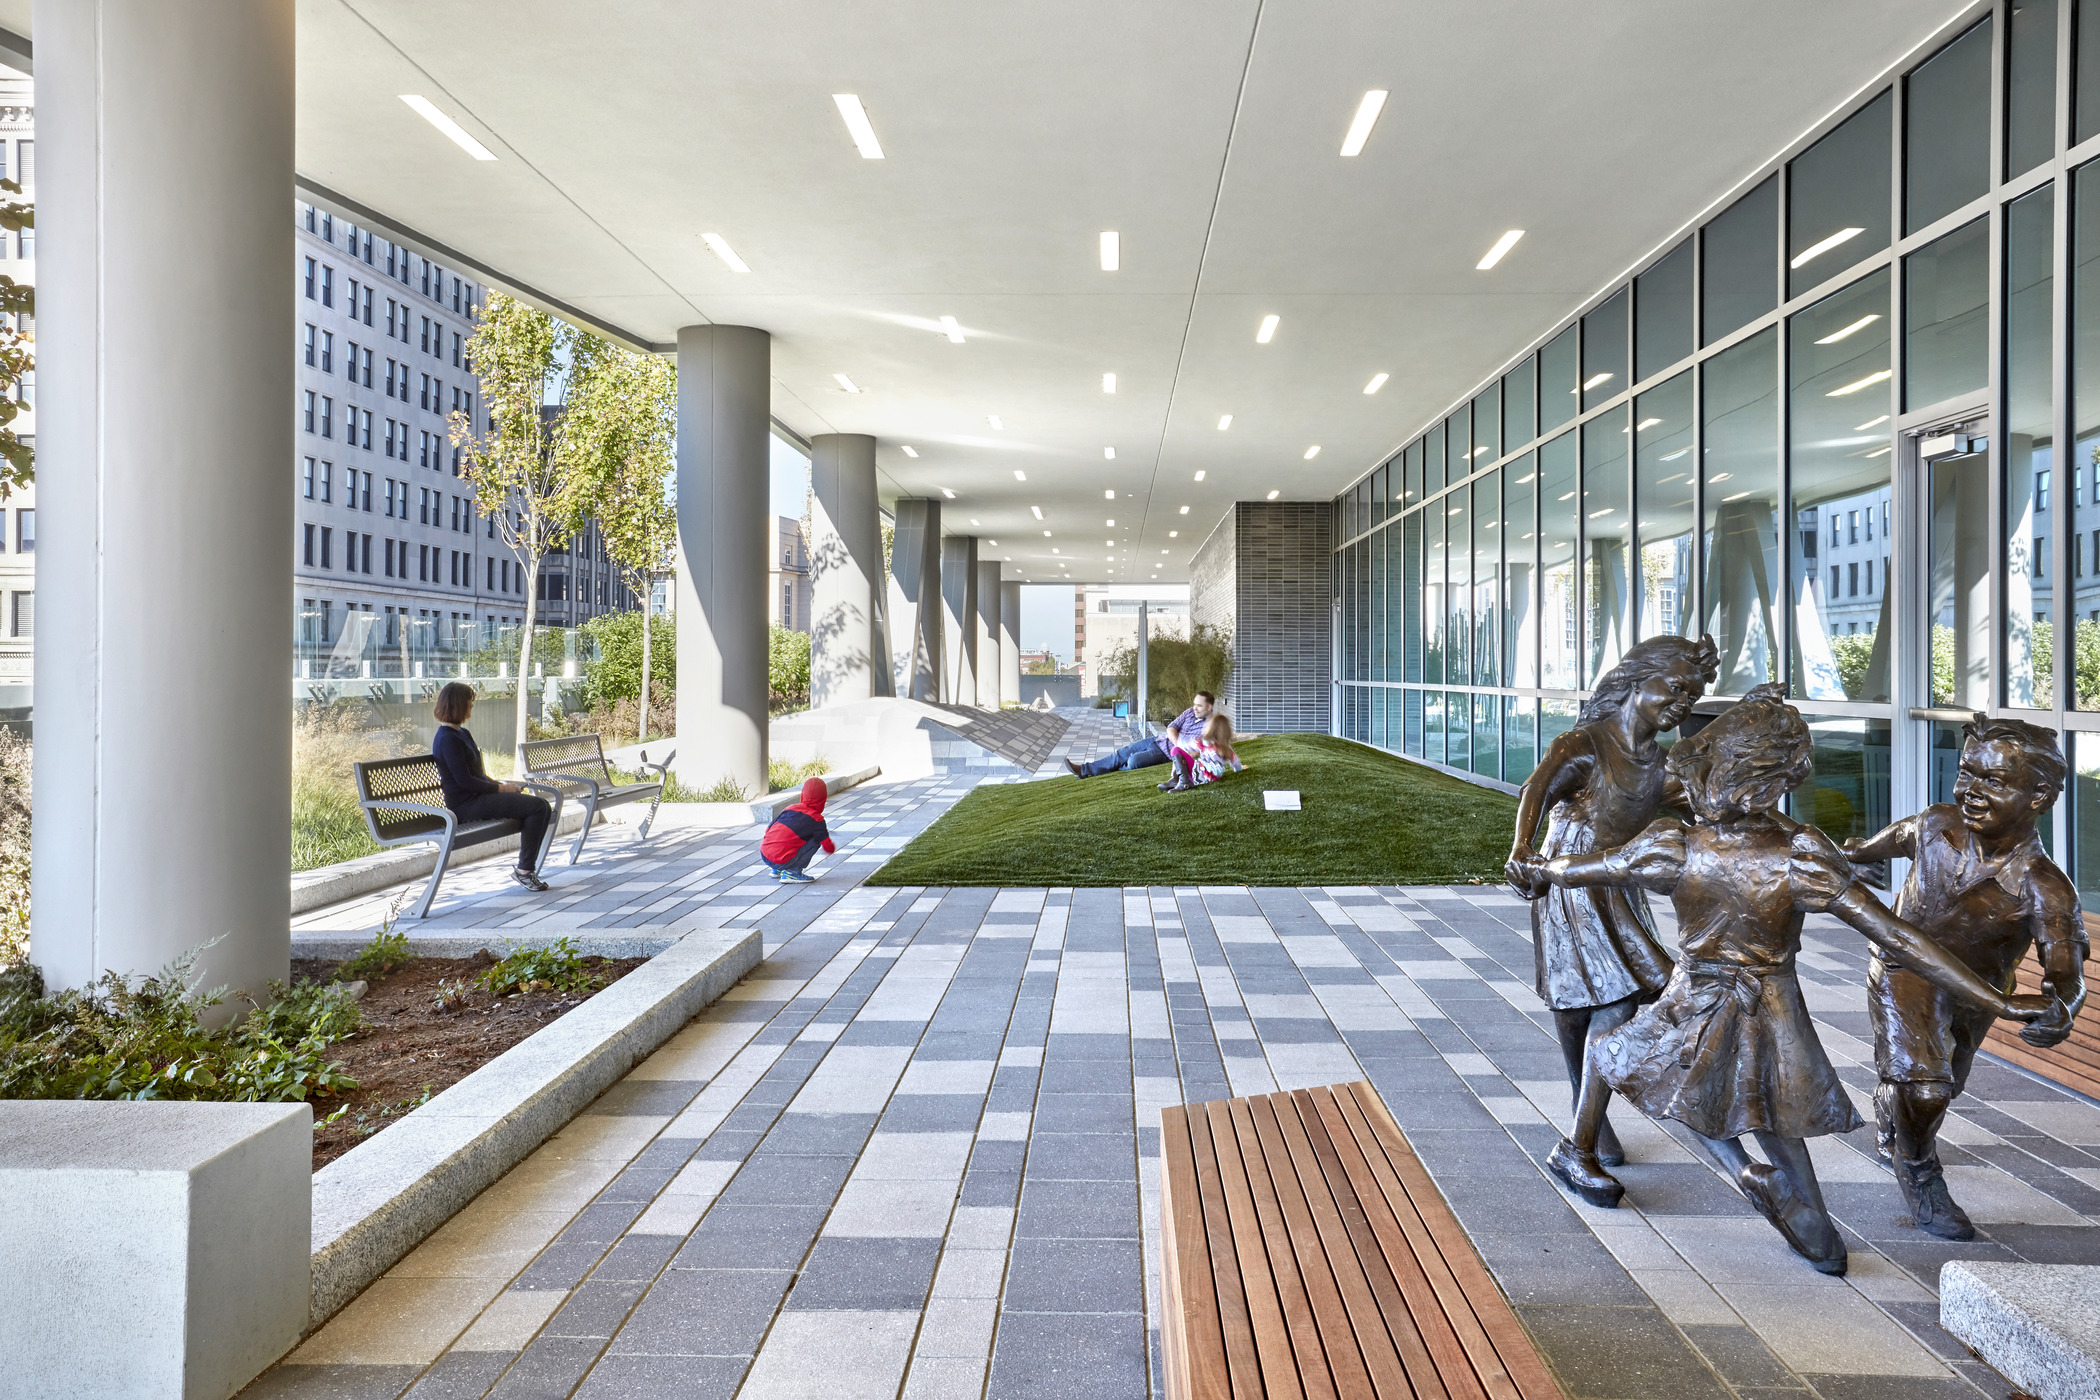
770, 697, 1070, 781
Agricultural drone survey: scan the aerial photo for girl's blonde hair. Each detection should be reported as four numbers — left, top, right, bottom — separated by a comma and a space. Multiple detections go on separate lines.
1202, 713, 1234, 746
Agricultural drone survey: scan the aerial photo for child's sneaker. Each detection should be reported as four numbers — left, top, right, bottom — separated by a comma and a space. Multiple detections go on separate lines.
779, 870, 816, 884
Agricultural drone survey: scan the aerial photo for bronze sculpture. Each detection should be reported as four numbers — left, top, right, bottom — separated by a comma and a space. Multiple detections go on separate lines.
1512, 686, 2067, 1274
1842, 715, 2088, 1240
1507, 634, 1719, 1172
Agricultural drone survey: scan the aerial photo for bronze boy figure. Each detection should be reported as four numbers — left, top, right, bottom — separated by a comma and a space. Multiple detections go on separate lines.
1508, 635, 1719, 1171
1842, 716, 2088, 1240
1514, 687, 2066, 1274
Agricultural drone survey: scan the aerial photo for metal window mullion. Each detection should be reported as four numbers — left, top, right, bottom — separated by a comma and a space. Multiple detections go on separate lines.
2050, 161, 2073, 728
1779, 147, 1798, 695
1987, 194, 2009, 718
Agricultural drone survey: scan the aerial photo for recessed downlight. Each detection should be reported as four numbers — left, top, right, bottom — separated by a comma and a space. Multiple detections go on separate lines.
1582, 372, 1614, 390
1217, 415, 1233, 431
833, 373, 862, 393
1266, 489, 1280, 500
1178, 505, 1189, 514
988, 415, 1005, 430
939, 315, 965, 343
1030, 506, 1044, 519
1100, 231, 1120, 271
1855, 415, 1890, 430
1476, 230, 1524, 270
832, 94, 885, 158
1303, 446, 1321, 460
400, 95, 497, 160
1194, 470, 1206, 481
1826, 369, 1892, 397
1013, 469, 1027, 481
1635, 417, 1661, 431
1103, 372, 1117, 393
900, 445, 918, 458
1339, 89, 1388, 157
1104, 448, 1115, 460
1169, 530, 1178, 537
940, 489, 956, 499
1364, 373, 1388, 394
701, 233, 750, 273
1104, 489, 1116, 499
1256, 314, 1279, 344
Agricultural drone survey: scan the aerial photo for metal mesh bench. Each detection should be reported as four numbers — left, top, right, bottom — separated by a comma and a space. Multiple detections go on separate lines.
518, 734, 671, 864
352, 755, 566, 918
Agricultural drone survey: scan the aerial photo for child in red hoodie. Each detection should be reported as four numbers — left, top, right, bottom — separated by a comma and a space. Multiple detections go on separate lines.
760, 777, 835, 883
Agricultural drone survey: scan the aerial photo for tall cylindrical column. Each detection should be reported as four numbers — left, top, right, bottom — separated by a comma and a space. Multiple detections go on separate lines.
1000, 582, 1023, 707
809, 433, 881, 708
674, 325, 771, 793
974, 561, 1001, 709
940, 536, 979, 706
32, 0, 295, 996
888, 499, 942, 701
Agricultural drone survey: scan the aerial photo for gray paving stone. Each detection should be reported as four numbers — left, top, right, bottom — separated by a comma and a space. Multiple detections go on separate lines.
671, 1204, 828, 1270
610, 1267, 791, 1357
400, 1352, 513, 1399
783, 1236, 942, 1311
241, 1364, 422, 1400
1001, 1237, 1144, 1313
1017, 1177, 1141, 1240
486, 1335, 605, 1399
544, 1279, 648, 1339
1512, 1305, 1733, 1400
587, 1079, 706, 1116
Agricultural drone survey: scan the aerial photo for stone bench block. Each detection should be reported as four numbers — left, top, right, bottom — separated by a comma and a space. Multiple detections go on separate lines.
1941, 1261, 2100, 1400
0, 1100, 311, 1400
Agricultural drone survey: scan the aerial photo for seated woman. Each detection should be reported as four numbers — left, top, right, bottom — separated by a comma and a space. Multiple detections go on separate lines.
1164, 713, 1244, 792
1513, 684, 2065, 1275
430, 681, 555, 892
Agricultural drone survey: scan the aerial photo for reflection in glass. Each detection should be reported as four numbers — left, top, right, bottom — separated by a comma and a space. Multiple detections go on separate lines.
1506, 454, 1538, 687
1930, 440, 1992, 707
1702, 328, 1782, 693
1447, 490, 1471, 687
1540, 698, 1578, 754
1789, 268, 1893, 701
1425, 420, 1446, 500
1472, 694, 1500, 781
1372, 685, 1386, 748
1583, 407, 1632, 684
1540, 434, 1579, 689
1383, 520, 1405, 687
1372, 462, 1389, 530
1504, 357, 1536, 450
1635, 237, 1693, 383
1540, 325, 1578, 432
1905, 217, 1989, 410
1424, 506, 1446, 685
1788, 718, 1893, 887
2073, 733, 2100, 902
1789, 91, 1891, 298
1583, 288, 1629, 411
1635, 372, 1695, 643
2009, 0, 2058, 179
1705, 175, 1779, 346
1475, 471, 1501, 685
1905, 20, 1991, 234
1473, 383, 1500, 466
1369, 528, 1385, 681
1403, 439, 1422, 511
2082, 0, 2100, 145
1404, 688, 1423, 757
1503, 696, 1537, 785
1403, 511, 1423, 682
2072, 160, 2100, 709
2008, 184, 2056, 708
1425, 689, 1448, 766
1447, 405, 1470, 487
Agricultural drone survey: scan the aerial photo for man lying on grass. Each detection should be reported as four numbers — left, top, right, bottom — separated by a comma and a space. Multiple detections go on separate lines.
1064, 690, 1213, 779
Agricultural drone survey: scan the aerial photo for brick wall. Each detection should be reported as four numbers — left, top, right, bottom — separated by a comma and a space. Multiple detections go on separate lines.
1190, 502, 1332, 734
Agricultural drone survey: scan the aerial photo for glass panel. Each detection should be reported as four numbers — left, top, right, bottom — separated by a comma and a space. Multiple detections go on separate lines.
2008, 183, 2057, 708
1906, 217, 1990, 410
1472, 383, 1500, 467
1540, 698, 1579, 753
1447, 405, 1470, 486
1540, 433, 1580, 689
1384, 522, 1405, 688
2074, 732, 2100, 901
1636, 237, 1694, 383
1403, 510, 1423, 683
1702, 327, 1783, 693
1540, 325, 1579, 432
1445, 687, 1470, 770
1472, 694, 1500, 781
1929, 438, 1993, 707
1425, 421, 1446, 499
1424, 506, 1447, 684
1790, 267, 1894, 701
1373, 462, 1389, 529
1423, 690, 1445, 766
1372, 686, 1386, 747
1506, 453, 1538, 687
1502, 696, 1537, 785
2082, 0, 2100, 145
1634, 371, 1696, 642
1403, 439, 1422, 511
2009, 0, 2059, 179
1583, 406, 1632, 684
1789, 91, 1892, 297
1905, 20, 1992, 234
1582, 288, 1630, 411
2074, 159, 2100, 708
1358, 539, 1373, 681
1447, 489, 1472, 687
1705, 175, 1779, 346
1503, 356, 1536, 450
1370, 529, 1386, 681
1789, 717, 1893, 887
1404, 688, 1423, 757
1474, 471, 1501, 685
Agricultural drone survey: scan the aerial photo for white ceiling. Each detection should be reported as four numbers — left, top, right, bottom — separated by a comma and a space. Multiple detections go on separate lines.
8, 0, 1973, 583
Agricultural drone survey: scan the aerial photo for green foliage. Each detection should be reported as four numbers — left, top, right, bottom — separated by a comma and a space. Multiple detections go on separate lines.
291, 704, 416, 872
1828, 632, 1877, 701
0, 728, 29, 966
693, 776, 754, 803
336, 921, 411, 984
581, 610, 676, 708
476, 936, 603, 997
1099, 623, 1235, 723
0, 953, 361, 1103
769, 756, 831, 794
770, 624, 812, 714
0, 180, 33, 501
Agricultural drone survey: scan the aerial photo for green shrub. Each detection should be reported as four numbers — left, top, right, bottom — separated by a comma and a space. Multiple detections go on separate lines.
292, 704, 416, 872
336, 921, 411, 983
768, 756, 831, 793
770, 624, 811, 714
580, 610, 676, 710
476, 936, 602, 997
0, 728, 28, 966
1099, 623, 1235, 724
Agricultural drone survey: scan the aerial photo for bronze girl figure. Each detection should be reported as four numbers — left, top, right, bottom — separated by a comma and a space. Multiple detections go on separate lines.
1514, 686, 2066, 1275
1507, 634, 1719, 1172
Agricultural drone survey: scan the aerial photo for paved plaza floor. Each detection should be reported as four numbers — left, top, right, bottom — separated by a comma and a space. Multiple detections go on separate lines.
250, 712, 2100, 1400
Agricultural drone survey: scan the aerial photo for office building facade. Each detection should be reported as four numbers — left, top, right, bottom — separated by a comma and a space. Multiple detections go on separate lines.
0, 73, 31, 694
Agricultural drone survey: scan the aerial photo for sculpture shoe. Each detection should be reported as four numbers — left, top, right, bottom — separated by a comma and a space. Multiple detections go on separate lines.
1895, 1156, 1975, 1241
1546, 1138, 1624, 1208
1595, 1117, 1627, 1168
1739, 1162, 1847, 1275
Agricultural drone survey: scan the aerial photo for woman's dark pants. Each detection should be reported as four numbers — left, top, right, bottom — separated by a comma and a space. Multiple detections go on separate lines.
455, 792, 553, 871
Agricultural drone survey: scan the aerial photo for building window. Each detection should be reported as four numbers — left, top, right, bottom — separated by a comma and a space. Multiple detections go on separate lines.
1830, 565, 1840, 595
2037, 536, 2047, 576
303, 523, 315, 565
320, 265, 333, 308
452, 331, 461, 367
303, 391, 316, 433
2039, 469, 2053, 511
359, 285, 373, 327
9, 590, 30, 638
320, 331, 333, 374
320, 396, 334, 439
303, 457, 316, 498
320, 527, 333, 570
1848, 509, 1859, 544
303, 324, 317, 366
320, 212, 333, 243
303, 257, 316, 299
1865, 559, 1875, 594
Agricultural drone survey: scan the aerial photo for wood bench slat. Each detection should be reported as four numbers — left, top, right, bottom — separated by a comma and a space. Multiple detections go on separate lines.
1162, 1106, 1232, 1400
1189, 1096, 1270, 1399
1205, 1100, 1310, 1400
1229, 1097, 1342, 1400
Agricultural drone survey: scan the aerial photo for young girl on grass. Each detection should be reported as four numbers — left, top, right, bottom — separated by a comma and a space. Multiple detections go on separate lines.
1164, 714, 1243, 792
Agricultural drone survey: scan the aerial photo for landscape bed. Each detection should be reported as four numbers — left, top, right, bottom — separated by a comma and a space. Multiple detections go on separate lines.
867, 733, 1518, 887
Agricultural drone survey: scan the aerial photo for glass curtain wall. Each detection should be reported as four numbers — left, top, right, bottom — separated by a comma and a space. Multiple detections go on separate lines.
1329, 0, 2100, 898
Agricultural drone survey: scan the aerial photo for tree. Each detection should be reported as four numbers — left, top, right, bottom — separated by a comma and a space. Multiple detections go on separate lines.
770, 624, 811, 713
0, 180, 33, 501
448, 295, 599, 753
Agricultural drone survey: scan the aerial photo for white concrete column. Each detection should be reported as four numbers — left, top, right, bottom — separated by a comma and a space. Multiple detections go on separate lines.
888, 499, 942, 700
32, 0, 294, 996
974, 561, 1001, 708
674, 325, 771, 793
809, 433, 881, 708
1000, 581, 1023, 706
940, 536, 979, 705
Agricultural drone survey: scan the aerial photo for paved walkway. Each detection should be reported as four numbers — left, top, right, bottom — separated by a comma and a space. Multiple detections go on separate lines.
251, 713, 2100, 1400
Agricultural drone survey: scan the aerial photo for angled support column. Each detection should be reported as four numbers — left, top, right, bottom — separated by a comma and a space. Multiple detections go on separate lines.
674, 325, 770, 794
33, 0, 295, 996
940, 536, 979, 706
974, 561, 1002, 708
809, 433, 881, 708
888, 499, 942, 701
1000, 581, 1022, 707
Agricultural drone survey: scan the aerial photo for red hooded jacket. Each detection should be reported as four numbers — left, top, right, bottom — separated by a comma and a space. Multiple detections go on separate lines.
761, 777, 836, 864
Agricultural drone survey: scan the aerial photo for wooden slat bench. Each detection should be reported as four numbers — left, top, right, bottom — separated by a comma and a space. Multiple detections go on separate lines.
1160, 1080, 1566, 1400
1982, 912, 2100, 1100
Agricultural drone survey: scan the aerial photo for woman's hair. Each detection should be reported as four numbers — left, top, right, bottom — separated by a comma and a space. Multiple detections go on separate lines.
1664, 682, 1811, 821
1578, 633, 1721, 724
434, 681, 477, 726
1203, 713, 1234, 746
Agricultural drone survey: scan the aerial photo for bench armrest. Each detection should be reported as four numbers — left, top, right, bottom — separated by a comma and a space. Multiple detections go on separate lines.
530, 770, 604, 798
359, 798, 454, 822
636, 749, 675, 783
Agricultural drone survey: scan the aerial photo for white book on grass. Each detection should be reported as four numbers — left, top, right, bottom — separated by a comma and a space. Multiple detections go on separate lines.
1263, 790, 1301, 811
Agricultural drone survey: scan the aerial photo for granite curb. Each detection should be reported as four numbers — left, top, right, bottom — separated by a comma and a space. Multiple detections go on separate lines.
288, 806, 595, 917
1941, 1261, 2100, 1400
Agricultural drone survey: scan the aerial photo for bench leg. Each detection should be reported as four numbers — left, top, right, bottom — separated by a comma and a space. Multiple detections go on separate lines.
638, 789, 664, 843
411, 835, 454, 918
566, 793, 596, 865
539, 792, 566, 871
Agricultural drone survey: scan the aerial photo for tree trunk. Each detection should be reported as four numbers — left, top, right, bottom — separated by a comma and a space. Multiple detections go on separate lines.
638, 592, 651, 745
515, 549, 540, 757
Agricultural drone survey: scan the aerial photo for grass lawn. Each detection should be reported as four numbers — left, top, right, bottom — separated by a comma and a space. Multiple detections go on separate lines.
866, 733, 1518, 887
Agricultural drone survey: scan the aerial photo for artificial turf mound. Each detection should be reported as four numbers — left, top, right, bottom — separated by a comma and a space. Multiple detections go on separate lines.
866, 733, 1518, 887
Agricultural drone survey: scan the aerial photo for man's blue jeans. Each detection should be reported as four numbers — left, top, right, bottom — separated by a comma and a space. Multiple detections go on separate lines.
1077, 737, 1167, 778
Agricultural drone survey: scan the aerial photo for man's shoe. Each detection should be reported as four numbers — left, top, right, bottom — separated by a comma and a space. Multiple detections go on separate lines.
1064, 758, 1084, 777
779, 870, 816, 884
511, 868, 550, 892
1739, 1162, 1848, 1273
1895, 1155, 1975, 1240
1546, 1138, 1624, 1208
1157, 780, 1175, 791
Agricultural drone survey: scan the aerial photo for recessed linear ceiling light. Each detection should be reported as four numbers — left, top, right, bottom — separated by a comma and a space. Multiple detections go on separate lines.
971, 518, 981, 525
1104, 489, 1116, 499
1582, 372, 1614, 390
1855, 415, 1890, 430
1169, 530, 1178, 537
989, 539, 997, 545
1104, 448, 1115, 461
1476, 229, 1524, 270
1864, 445, 1892, 458
1364, 373, 1389, 394
834, 373, 863, 393
1339, 89, 1388, 157
1266, 489, 1281, 500
900, 445, 918, 458
400, 95, 497, 160
1045, 533, 1054, 539
1826, 368, 1892, 397
1816, 314, 1882, 346
988, 415, 1005, 430
1636, 417, 1661, 431
701, 233, 750, 273
1030, 506, 1044, 519
1103, 373, 1117, 393
1304, 446, 1321, 460
1179, 505, 1190, 514
832, 94, 885, 158
940, 488, 955, 499
1217, 415, 1233, 431
1790, 227, 1863, 269
1014, 470, 1027, 481
939, 315, 965, 343
1256, 314, 1280, 344
1100, 231, 1120, 271
1193, 470, 1206, 481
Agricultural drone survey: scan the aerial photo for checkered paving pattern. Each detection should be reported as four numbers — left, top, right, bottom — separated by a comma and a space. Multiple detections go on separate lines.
255, 738, 2100, 1400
